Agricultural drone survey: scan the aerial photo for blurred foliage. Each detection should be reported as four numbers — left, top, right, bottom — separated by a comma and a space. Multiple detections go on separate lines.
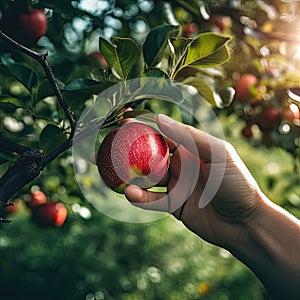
0, 204, 271, 300
0, 0, 299, 299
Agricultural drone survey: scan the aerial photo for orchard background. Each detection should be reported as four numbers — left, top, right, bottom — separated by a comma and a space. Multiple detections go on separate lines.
0, 0, 299, 299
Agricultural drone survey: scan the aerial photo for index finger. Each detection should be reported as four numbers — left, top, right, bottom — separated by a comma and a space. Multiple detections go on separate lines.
157, 114, 226, 163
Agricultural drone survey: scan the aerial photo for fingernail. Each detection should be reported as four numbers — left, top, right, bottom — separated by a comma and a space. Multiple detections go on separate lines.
158, 114, 175, 125
125, 184, 142, 195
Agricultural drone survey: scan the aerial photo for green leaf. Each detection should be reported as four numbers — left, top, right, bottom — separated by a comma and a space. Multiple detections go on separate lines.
33, 79, 65, 102
63, 91, 92, 111
0, 153, 14, 165
175, 0, 206, 17
168, 37, 192, 76
180, 33, 231, 71
182, 76, 218, 107
143, 68, 169, 78
1, 55, 38, 91
134, 78, 183, 104
143, 25, 180, 68
64, 79, 104, 94
179, 94, 195, 125
0, 96, 27, 108
217, 86, 235, 107
39, 125, 67, 154
99, 37, 140, 81
127, 52, 145, 79
122, 110, 152, 119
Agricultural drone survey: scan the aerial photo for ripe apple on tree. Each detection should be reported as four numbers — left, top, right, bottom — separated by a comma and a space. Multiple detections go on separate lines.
19, 9, 47, 42
32, 202, 67, 227
88, 51, 109, 70
26, 190, 47, 209
2, 8, 47, 45
234, 73, 258, 102
241, 125, 253, 139
209, 15, 231, 33
181, 23, 199, 38
96, 122, 170, 194
258, 106, 280, 132
3, 199, 21, 216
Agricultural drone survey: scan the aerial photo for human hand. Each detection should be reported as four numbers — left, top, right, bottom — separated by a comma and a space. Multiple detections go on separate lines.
125, 114, 264, 249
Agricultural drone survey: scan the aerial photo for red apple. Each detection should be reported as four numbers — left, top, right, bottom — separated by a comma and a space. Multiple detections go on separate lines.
96, 122, 170, 194
32, 202, 67, 227
88, 51, 108, 69
182, 23, 199, 38
2, 8, 47, 45
19, 9, 47, 42
26, 190, 47, 209
258, 106, 280, 131
234, 74, 258, 102
241, 125, 253, 138
209, 15, 231, 32
4, 200, 21, 215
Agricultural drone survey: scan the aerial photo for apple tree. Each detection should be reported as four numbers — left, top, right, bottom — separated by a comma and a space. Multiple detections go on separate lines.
0, 0, 299, 298
0, 0, 299, 222
0, 0, 234, 222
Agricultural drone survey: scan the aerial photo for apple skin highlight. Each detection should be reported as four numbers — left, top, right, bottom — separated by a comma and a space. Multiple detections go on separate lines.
97, 122, 170, 194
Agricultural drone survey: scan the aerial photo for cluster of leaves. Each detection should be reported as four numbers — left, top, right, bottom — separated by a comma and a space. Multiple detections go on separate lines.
69, 27, 233, 132
0, 0, 234, 210
0, 0, 298, 221
0, 0, 299, 210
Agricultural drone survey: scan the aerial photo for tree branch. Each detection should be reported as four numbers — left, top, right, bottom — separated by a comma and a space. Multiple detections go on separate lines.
0, 140, 31, 154
0, 149, 45, 222
0, 30, 77, 134
0, 30, 78, 221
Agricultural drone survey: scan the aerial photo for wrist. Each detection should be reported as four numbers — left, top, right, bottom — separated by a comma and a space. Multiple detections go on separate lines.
229, 193, 300, 299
